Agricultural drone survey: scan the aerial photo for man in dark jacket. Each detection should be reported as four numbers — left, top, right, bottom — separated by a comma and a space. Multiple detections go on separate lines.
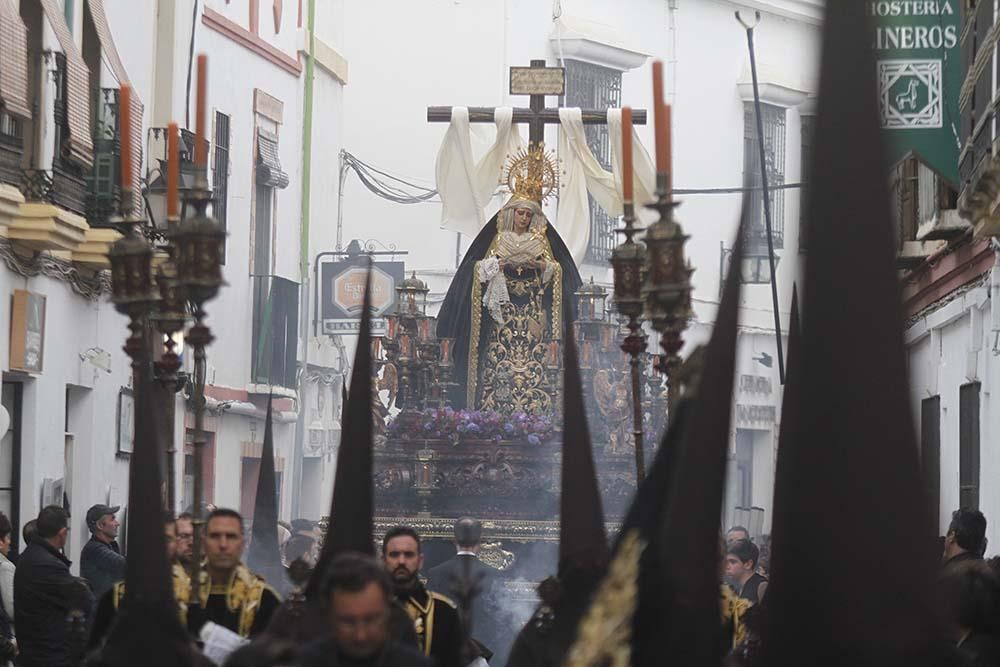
943, 508, 987, 570
298, 553, 431, 667
80, 504, 125, 600
426, 517, 502, 656
14, 505, 94, 667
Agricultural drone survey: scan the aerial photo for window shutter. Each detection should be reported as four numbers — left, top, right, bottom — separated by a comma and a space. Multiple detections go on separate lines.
38, 0, 93, 166
0, 0, 30, 119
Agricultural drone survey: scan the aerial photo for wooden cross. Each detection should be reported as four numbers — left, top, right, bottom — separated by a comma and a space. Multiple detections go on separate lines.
428, 59, 647, 146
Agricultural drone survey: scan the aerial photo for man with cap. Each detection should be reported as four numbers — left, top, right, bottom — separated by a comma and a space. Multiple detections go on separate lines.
81, 504, 125, 600
87, 513, 191, 651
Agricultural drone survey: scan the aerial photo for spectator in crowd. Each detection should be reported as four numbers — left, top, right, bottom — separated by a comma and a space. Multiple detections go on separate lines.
297, 553, 430, 667
20, 520, 36, 553
175, 512, 194, 567
14, 505, 94, 667
725, 539, 768, 605
427, 517, 502, 657
80, 504, 126, 600
726, 526, 751, 547
0, 512, 15, 665
939, 560, 1000, 665
944, 509, 988, 569
88, 513, 190, 651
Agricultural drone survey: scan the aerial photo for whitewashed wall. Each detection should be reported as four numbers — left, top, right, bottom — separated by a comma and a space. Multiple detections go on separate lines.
906, 281, 1000, 548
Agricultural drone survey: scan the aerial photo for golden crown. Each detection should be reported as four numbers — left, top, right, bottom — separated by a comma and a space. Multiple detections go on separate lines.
502, 144, 559, 203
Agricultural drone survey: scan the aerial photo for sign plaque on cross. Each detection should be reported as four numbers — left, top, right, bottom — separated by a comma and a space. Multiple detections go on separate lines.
428, 59, 646, 146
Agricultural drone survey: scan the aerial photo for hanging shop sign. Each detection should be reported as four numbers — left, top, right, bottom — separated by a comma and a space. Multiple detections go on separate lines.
870, 0, 960, 181
321, 260, 405, 336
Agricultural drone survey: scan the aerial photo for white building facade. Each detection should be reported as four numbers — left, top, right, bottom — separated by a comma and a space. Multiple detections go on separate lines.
0, 0, 350, 564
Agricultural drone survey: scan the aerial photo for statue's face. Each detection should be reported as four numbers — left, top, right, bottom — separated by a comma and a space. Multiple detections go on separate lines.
513, 207, 532, 232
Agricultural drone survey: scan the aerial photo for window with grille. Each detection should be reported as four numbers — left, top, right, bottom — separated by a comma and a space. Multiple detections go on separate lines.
960, 383, 981, 510
213, 111, 230, 262
563, 60, 622, 263
799, 115, 813, 251
743, 102, 786, 251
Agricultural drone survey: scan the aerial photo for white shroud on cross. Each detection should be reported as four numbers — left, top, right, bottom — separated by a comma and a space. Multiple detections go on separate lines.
435, 107, 656, 264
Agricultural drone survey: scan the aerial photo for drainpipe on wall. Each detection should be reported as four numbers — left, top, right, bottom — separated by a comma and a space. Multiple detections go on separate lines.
292, 0, 317, 519
990, 241, 1000, 356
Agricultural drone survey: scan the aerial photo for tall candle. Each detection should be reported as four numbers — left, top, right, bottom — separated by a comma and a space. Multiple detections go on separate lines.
622, 106, 634, 202
399, 334, 412, 359
652, 60, 669, 173
386, 316, 398, 340
440, 338, 453, 365
119, 84, 132, 192
167, 122, 179, 220
195, 54, 208, 167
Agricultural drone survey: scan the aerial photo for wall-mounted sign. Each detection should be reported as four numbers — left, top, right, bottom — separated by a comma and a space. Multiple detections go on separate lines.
870, 0, 960, 181
736, 404, 776, 425
321, 260, 405, 336
10, 290, 45, 374
738, 375, 773, 396
509, 66, 565, 96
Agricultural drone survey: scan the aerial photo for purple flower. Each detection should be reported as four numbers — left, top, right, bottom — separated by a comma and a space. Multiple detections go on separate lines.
527, 434, 540, 445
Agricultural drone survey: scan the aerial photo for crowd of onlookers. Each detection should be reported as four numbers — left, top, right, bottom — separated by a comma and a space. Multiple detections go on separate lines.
720, 509, 1000, 667
0, 504, 324, 667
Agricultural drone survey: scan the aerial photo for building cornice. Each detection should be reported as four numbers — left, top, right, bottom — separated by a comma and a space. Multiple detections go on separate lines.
902, 235, 995, 318
738, 63, 811, 108
550, 16, 649, 71
202, 8, 302, 77
725, 0, 823, 25
0, 237, 110, 300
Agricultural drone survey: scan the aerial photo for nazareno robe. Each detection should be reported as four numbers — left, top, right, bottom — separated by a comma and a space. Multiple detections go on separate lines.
436, 209, 582, 411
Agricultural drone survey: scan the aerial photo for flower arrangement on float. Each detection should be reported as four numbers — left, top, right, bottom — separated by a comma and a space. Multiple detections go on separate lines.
387, 407, 555, 445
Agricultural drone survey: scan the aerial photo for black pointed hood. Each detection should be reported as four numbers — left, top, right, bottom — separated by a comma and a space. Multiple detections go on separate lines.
652, 201, 745, 666
99, 385, 195, 665
761, 2, 941, 664
307, 269, 374, 598
557, 324, 609, 611
247, 395, 285, 589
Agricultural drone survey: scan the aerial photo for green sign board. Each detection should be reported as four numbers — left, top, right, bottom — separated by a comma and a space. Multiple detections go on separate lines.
870, 0, 961, 183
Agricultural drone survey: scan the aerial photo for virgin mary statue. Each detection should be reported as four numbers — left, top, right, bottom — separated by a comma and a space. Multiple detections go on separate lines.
437, 148, 582, 415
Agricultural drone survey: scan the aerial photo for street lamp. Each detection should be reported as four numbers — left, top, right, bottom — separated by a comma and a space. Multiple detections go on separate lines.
643, 172, 694, 417
610, 198, 649, 481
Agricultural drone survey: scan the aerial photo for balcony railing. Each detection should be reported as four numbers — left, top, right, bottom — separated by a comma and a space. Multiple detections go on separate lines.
251, 274, 300, 390
19, 53, 89, 216
0, 113, 24, 189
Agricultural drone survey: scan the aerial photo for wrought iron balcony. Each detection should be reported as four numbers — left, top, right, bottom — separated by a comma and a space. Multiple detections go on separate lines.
0, 113, 24, 189
19, 169, 52, 202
